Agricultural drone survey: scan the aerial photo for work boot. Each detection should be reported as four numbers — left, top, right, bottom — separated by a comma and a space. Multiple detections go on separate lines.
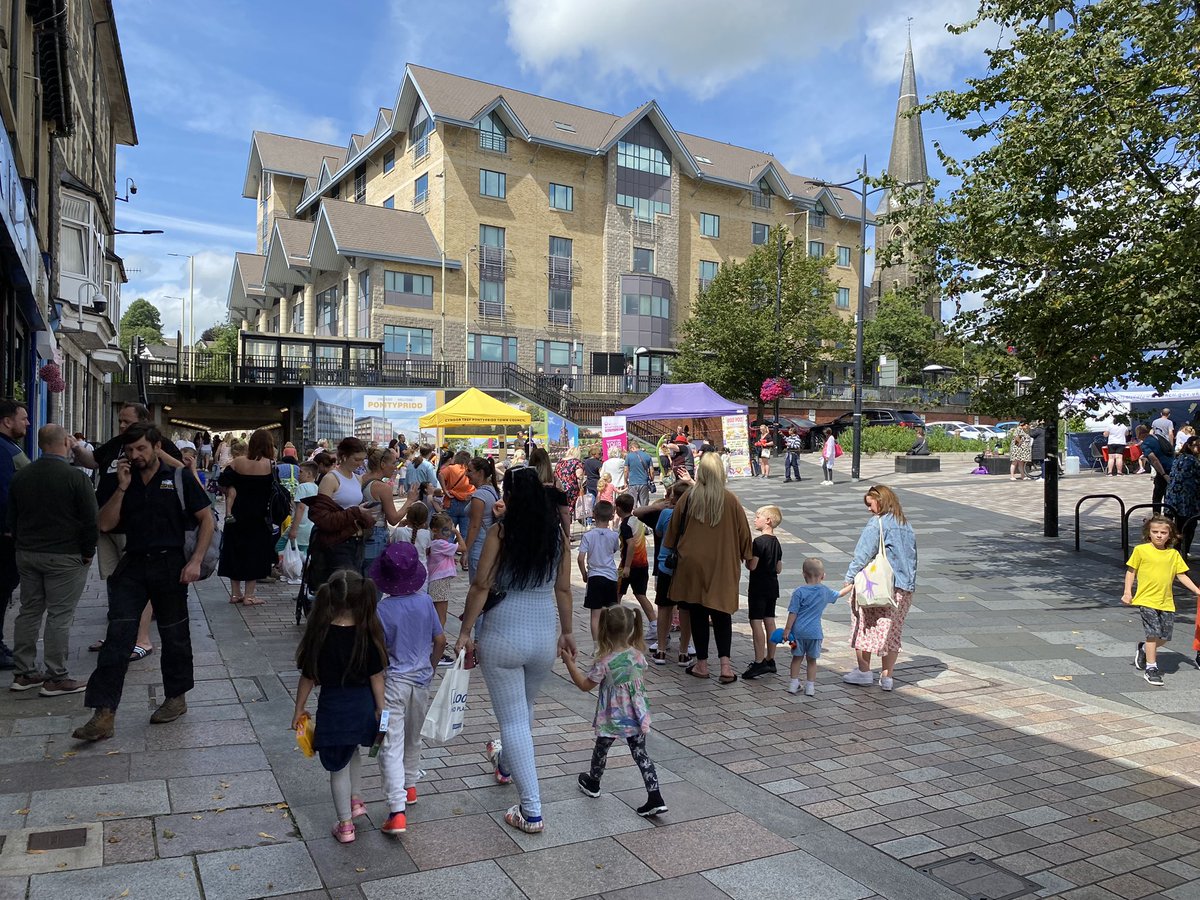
150, 695, 187, 724
73, 708, 115, 742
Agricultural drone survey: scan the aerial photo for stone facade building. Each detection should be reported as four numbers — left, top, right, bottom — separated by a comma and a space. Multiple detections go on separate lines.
230, 65, 871, 383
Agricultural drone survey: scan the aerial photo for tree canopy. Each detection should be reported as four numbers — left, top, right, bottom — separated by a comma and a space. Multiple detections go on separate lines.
881, 0, 1200, 417
672, 227, 851, 416
864, 290, 952, 384
118, 298, 163, 351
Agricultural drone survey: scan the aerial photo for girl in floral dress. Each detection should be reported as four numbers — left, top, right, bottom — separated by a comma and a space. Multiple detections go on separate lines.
561, 606, 667, 817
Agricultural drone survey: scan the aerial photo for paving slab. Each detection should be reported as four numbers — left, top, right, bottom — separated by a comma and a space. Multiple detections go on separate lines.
28, 856, 201, 900
305, 828, 418, 887
194, 841, 322, 899
393, 810, 519, 870
26, 779, 169, 826
360, 858, 525, 899
498, 836, 658, 900
489, 794, 653, 850
615, 812, 795, 878
154, 804, 297, 856
165, 769, 283, 813
702, 849, 874, 900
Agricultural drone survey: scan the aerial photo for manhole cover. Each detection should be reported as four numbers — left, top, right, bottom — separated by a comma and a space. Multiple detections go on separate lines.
918, 854, 1037, 900
26, 827, 89, 852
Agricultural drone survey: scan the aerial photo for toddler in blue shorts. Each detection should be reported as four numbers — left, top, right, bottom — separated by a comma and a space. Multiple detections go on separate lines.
782, 557, 851, 696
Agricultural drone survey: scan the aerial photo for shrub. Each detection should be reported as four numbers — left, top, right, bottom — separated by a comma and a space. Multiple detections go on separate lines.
855, 425, 991, 454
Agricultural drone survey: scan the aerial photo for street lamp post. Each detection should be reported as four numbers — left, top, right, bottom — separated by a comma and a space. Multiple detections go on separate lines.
168, 253, 195, 378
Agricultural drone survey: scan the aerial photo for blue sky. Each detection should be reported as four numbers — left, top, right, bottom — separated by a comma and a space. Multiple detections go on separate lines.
112, 0, 1000, 338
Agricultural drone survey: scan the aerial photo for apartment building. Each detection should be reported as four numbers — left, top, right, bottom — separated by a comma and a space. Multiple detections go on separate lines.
0, 0, 135, 445
229, 64, 870, 385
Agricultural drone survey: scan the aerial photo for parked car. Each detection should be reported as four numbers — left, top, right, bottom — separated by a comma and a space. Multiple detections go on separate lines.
751, 416, 818, 451
928, 421, 1003, 442
817, 409, 925, 443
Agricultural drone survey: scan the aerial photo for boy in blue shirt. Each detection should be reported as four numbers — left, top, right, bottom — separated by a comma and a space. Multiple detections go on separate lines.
783, 557, 851, 696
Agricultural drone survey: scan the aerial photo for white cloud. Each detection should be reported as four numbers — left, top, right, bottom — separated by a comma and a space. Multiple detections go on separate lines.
117, 209, 253, 243
118, 245, 239, 340
504, 0, 991, 100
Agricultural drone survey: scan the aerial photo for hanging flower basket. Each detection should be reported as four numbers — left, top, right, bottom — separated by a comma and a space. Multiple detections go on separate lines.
760, 376, 792, 403
39, 361, 65, 394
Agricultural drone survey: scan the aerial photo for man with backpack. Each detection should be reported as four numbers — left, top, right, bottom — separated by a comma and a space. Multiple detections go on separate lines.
74, 424, 213, 742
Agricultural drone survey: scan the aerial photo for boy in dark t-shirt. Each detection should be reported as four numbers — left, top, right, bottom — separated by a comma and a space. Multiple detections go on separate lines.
743, 505, 783, 680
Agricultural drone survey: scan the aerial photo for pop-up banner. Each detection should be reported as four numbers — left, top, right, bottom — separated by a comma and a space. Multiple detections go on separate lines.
722, 414, 751, 477
601, 415, 628, 460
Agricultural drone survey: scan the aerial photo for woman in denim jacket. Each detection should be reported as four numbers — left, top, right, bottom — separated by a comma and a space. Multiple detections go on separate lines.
843, 485, 917, 692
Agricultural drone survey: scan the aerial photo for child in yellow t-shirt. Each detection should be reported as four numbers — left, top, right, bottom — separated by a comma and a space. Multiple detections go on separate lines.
1123, 516, 1200, 686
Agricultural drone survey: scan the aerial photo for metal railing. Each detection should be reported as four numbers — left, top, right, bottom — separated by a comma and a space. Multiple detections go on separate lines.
411, 136, 429, 162
411, 192, 428, 212
547, 308, 572, 326
478, 130, 507, 153
547, 255, 575, 281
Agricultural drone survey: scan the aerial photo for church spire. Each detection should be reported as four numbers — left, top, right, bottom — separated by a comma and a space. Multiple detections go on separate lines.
885, 36, 928, 195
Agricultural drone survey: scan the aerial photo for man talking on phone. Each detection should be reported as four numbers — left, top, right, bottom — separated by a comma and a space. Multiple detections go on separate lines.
74, 424, 214, 742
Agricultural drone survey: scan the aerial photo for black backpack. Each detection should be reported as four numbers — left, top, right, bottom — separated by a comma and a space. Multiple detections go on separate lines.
268, 465, 293, 528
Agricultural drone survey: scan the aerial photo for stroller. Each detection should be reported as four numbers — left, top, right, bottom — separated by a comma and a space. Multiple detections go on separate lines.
292, 530, 366, 625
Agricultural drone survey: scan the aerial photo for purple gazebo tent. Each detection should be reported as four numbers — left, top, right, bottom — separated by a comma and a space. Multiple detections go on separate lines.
616, 383, 746, 420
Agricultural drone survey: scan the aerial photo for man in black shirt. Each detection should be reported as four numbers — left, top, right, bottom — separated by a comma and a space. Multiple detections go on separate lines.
582, 445, 603, 497
74, 425, 214, 742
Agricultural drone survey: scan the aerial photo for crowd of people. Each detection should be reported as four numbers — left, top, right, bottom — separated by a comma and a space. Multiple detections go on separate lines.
0, 399, 921, 845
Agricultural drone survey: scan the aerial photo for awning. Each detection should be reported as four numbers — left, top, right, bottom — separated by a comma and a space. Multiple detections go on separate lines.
419, 388, 531, 429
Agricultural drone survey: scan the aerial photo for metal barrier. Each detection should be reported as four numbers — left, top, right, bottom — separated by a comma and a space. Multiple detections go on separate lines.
1073, 494, 1127, 552
1121, 502, 1178, 560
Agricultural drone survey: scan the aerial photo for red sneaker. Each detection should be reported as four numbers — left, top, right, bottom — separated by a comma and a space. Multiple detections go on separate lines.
405, 786, 417, 805
382, 811, 407, 835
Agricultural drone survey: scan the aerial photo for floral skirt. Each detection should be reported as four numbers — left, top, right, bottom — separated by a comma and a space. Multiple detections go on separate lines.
849, 588, 913, 655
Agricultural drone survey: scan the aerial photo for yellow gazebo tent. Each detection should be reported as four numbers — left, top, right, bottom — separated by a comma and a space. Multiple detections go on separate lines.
418, 388, 531, 429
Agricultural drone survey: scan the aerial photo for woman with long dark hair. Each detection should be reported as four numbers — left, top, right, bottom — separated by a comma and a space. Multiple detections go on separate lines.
455, 466, 575, 834
218, 428, 278, 605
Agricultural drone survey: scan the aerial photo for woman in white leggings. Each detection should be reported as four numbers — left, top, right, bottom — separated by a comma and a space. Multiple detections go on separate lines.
457, 466, 576, 834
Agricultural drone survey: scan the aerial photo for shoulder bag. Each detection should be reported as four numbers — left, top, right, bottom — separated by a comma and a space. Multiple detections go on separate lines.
853, 519, 895, 608
174, 467, 221, 579
662, 497, 689, 574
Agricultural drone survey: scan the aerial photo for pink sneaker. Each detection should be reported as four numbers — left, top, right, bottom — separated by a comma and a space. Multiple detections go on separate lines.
331, 820, 355, 843
350, 796, 367, 819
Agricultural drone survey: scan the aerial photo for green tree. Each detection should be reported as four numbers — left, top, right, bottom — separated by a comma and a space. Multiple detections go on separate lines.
118, 298, 163, 351
881, 0, 1200, 418
864, 290, 946, 383
191, 322, 239, 381
672, 227, 851, 418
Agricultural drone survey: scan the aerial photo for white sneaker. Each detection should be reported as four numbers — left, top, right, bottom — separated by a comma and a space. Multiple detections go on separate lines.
788, 679, 801, 694
687, 642, 696, 655
879, 676, 894, 691
804, 681, 816, 696
843, 669, 874, 685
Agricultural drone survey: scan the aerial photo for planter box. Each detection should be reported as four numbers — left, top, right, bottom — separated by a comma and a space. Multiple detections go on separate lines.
980, 456, 1010, 475
895, 456, 941, 474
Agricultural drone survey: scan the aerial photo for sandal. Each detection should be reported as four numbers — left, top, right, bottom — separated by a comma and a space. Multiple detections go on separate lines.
718, 673, 738, 685
88, 639, 105, 652
129, 645, 153, 661
684, 664, 710, 679
229, 594, 244, 604
242, 596, 266, 606
350, 795, 367, 819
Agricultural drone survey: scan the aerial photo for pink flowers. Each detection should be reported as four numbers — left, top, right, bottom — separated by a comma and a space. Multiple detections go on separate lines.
760, 377, 792, 403
39, 362, 65, 393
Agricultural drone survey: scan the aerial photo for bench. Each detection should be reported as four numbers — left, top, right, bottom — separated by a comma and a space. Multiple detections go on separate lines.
895, 456, 941, 473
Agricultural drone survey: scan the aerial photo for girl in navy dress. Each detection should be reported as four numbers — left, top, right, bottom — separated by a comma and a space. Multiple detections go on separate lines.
292, 570, 386, 843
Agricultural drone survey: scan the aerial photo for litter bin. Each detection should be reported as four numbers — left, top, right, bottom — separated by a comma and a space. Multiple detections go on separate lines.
1064, 456, 1080, 476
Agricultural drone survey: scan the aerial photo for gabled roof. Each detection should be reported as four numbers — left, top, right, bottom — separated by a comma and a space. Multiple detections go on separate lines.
228, 252, 270, 317
262, 219, 315, 292
371, 108, 393, 141
307, 199, 461, 271
242, 132, 346, 199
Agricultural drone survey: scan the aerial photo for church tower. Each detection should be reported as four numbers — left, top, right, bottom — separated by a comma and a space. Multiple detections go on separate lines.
870, 37, 937, 320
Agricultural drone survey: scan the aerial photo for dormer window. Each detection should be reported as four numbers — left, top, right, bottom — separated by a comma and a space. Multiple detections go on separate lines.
479, 112, 508, 153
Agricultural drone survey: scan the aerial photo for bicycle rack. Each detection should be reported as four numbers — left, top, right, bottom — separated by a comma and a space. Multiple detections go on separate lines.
1121, 502, 1178, 560
1074, 494, 1126, 553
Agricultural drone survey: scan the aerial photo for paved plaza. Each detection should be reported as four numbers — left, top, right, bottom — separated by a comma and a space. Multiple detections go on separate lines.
2, 457, 1199, 899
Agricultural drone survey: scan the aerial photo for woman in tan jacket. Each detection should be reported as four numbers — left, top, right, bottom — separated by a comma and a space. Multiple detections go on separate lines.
664, 452, 753, 683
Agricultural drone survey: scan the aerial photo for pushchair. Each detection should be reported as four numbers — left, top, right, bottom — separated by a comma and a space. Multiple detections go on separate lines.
293, 531, 365, 625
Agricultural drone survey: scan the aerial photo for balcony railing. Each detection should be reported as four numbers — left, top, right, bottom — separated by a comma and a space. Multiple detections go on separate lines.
547, 255, 575, 282
478, 245, 507, 279
547, 308, 572, 326
412, 191, 428, 212
478, 130, 507, 153
477, 300, 506, 320
411, 135, 429, 162
632, 216, 655, 242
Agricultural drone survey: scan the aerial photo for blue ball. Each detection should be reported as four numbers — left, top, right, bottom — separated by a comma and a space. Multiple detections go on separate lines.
769, 627, 785, 644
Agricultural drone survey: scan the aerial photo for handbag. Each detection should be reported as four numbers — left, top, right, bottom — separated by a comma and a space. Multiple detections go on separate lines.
834, 442, 844, 459
174, 467, 221, 580
268, 466, 293, 528
421, 649, 471, 744
853, 520, 896, 608
662, 498, 690, 574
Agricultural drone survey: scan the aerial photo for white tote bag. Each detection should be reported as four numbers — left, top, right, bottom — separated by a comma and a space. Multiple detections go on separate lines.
853, 521, 896, 608
420, 649, 471, 744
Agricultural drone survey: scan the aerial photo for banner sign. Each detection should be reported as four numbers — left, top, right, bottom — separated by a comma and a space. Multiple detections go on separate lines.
722, 414, 751, 477
601, 415, 628, 460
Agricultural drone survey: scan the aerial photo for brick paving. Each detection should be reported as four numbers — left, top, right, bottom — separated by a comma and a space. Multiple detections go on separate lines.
0, 465, 1198, 898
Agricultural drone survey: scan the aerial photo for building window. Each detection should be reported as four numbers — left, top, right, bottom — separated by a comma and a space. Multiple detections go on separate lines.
354, 164, 367, 203
751, 223, 770, 245
411, 104, 431, 161
480, 169, 506, 199
315, 286, 339, 336
548, 287, 572, 325
549, 182, 573, 211
291, 297, 305, 333
698, 260, 719, 291
615, 121, 671, 218
479, 112, 509, 153
60, 191, 100, 281
357, 270, 371, 337
260, 173, 272, 246
384, 325, 433, 357
548, 236, 572, 323
384, 271, 433, 310
622, 292, 670, 319
808, 240, 825, 258
837, 287, 851, 309
478, 278, 505, 316
383, 195, 394, 209
469, 333, 517, 362
537, 339, 582, 371
810, 208, 827, 229
479, 225, 506, 280
383, 149, 395, 173
633, 247, 654, 274
413, 173, 428, 209
700, 213, 719, 238
751, 190, 771, 209
837, 245, 852, 267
